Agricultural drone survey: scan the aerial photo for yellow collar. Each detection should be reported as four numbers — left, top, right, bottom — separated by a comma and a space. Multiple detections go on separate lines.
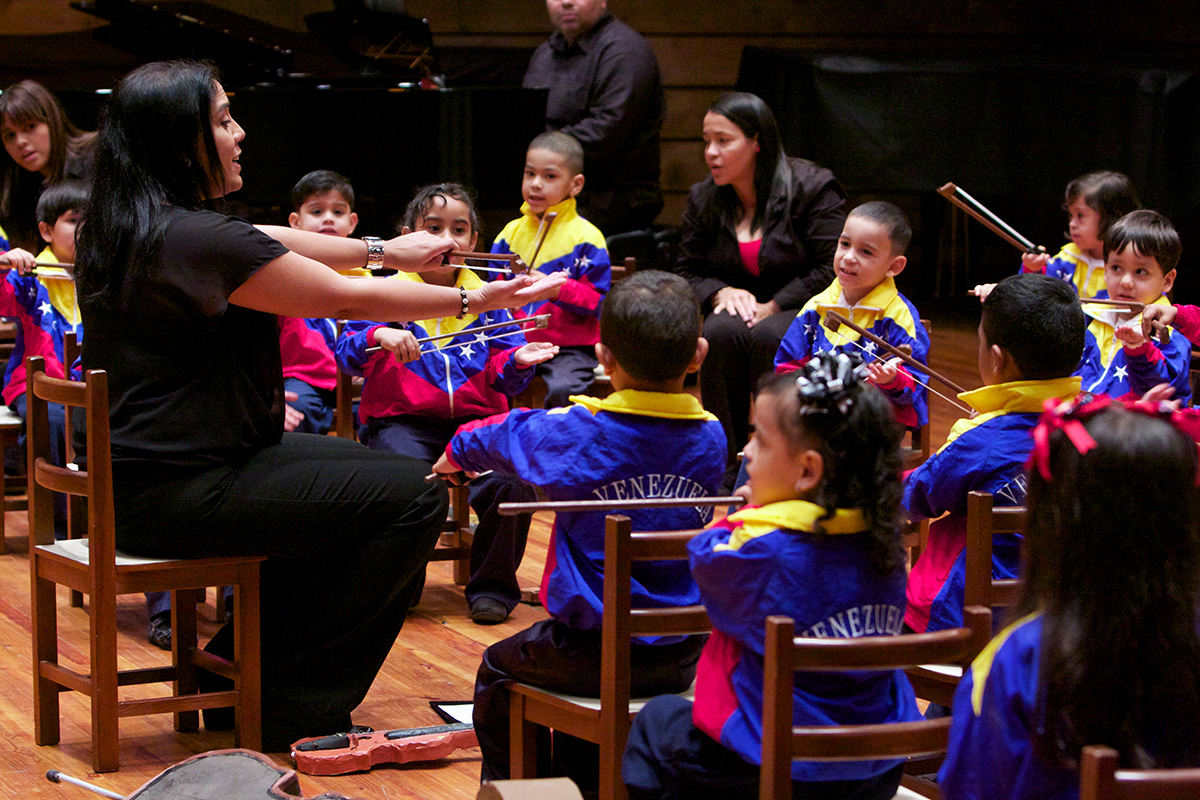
568, 389, 716, 421
811, 277, 898, 341
35, 246, 80, 327
392, 268, 486, 338
718, 500, 869, 551
521, 196, 578, 224
958, 376, 1082, 415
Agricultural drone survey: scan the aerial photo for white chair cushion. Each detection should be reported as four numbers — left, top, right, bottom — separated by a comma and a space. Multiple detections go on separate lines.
37, 537, 178, 566
516, 679, 696, 713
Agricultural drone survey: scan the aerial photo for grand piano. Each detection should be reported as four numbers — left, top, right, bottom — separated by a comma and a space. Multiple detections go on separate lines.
8, 0, 546, 237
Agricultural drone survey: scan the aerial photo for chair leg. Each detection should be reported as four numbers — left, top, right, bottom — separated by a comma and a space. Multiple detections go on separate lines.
92, 590, 120, 773
68, 495, 86, 607
509, 693, 538, 779
234, 566, 262, 752
601, 727, 630, 800
172, 588, 200, 733
450, 485, 471, 586
0, 460, 6, 556
31, 567, 60, 745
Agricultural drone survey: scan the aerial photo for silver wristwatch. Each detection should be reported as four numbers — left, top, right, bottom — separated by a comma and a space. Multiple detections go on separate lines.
362, 236, 385, 270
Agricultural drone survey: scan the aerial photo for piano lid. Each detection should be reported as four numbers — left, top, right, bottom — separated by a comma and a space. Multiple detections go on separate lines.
70, 0, 440, 87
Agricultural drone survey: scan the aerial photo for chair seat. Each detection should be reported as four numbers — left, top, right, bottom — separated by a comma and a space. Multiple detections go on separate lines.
38, 537, 178, 566
0, 405, 22, 426
512, 679, 696, 714
893, 785, 934, 800
913, 663, 963, 679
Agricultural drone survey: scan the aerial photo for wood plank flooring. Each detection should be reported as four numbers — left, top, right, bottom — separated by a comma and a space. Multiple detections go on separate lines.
0, 309, 982, 799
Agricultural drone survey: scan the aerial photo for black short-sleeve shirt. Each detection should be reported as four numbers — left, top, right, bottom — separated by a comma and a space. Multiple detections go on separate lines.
81, 207, 289, 468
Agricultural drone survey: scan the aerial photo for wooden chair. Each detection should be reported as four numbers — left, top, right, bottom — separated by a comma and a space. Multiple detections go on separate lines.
1079, 745, 1200, 799
0, 397, 25, 554
760, 606, 992, 800
27, 355, 264, 772
332, 340, 473, 584
504, 503, 721, 800
906, 491, 1024, 707
962, 490, 1023, 613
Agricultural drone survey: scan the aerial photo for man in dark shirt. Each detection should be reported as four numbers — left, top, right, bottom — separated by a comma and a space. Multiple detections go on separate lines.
523, 0, 665, 236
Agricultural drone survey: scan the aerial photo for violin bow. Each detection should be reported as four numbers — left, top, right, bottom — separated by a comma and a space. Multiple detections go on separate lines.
822, 309, 976, 416
365, 313, 550, 354
0, 256, 75, 280
496, 495, 746, 516
938, 183, 1045, 254
1079, 297, 1144, 313
443, 250, 531, 275
526, 211, 558, 270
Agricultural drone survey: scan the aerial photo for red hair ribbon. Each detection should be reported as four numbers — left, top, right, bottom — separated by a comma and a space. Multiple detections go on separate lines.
1028, 395, 1103, 482
1028, 393, 1200, 484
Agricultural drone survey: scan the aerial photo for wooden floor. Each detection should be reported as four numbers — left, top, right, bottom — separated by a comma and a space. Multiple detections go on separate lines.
0, 308, 982, 800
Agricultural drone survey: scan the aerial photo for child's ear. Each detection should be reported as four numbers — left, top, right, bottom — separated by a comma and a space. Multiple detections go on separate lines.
287, 212, 301, 229
467, 230, 479, 251
569, 173, 585, 199
1162, 268, 1176, 296
347, 212, 359, 236
687, 337, 709, 373
793, 449, 824, 495
38, 221, 54, 244
886, 254, 907, 279
400, 225, 413, 235
595, 342, 616, 373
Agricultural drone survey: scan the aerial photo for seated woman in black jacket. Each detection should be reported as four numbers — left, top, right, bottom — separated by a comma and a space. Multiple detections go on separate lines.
674, 92, 846, 488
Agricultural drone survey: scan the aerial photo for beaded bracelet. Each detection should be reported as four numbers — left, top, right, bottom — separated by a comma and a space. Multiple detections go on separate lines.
455, 286, 469, 319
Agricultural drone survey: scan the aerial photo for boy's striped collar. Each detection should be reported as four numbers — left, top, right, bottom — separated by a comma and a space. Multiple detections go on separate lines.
569, 389, 715, 420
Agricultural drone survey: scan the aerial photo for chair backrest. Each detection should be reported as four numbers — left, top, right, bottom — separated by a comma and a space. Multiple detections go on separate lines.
599, 513, 712, 740
964, 491, 1025, 613
26, 355, 114, 562
333, 320, 363, 441
760, 606, 992, 800
1079, 745, 1200, 800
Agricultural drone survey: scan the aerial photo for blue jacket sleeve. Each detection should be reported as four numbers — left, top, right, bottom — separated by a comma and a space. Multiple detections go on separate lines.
774, 308, 817, 371
688, 526, 783, 656
1124, 338, 1192, 404
335, 319, 388, 377
554, 241, 611, 318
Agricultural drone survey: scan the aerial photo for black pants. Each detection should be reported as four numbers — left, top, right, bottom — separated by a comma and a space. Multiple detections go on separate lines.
474, 617, 705, 784
699, 309, 799, 489
537, 345, 599, 408
622, 695, 904, 800
359, 414, 537, 611
113, 434, 447, 751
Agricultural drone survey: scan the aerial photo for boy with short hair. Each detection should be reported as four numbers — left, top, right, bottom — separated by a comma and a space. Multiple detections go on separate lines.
904, 273, 1084, 633
490, 131, 611, 407
1076, 209, 1191, 404
280, 170, 359, 434
775, 200, 928, 428
430, 270, 726, 784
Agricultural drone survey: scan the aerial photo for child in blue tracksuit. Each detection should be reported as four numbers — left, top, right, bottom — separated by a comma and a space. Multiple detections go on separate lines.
904, 274, 1084, 634
623, 353, 920, 800
337, 183, 555, 623
431, 270, 726, 786
489, 131, 611, 406
775, 201, 928, 430
940, 397, 1200, 800
1074, 210, 1190, 405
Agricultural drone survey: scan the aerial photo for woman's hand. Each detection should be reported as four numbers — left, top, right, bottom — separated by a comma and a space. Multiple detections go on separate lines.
712, 286, 759, 325
514, 341, 559, 366
753, 299, 781, 325
0, 247, 37, 275
387, 231, 456, 272
467, 272, 568, 313
374, 328, 421, 363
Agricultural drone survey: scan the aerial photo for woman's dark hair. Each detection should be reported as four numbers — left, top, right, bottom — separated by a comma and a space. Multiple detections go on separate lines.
399, 182, 480, 238
1013, 405, 1200, 770
756, 357, 905, 575
702, 91, 791, 233
76, 60, 227, 308
1064, 171, 1139, 243
0, 80, 96, 249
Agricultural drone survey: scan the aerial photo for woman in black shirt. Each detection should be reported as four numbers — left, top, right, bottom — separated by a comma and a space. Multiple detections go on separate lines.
75, 59, 564, 750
